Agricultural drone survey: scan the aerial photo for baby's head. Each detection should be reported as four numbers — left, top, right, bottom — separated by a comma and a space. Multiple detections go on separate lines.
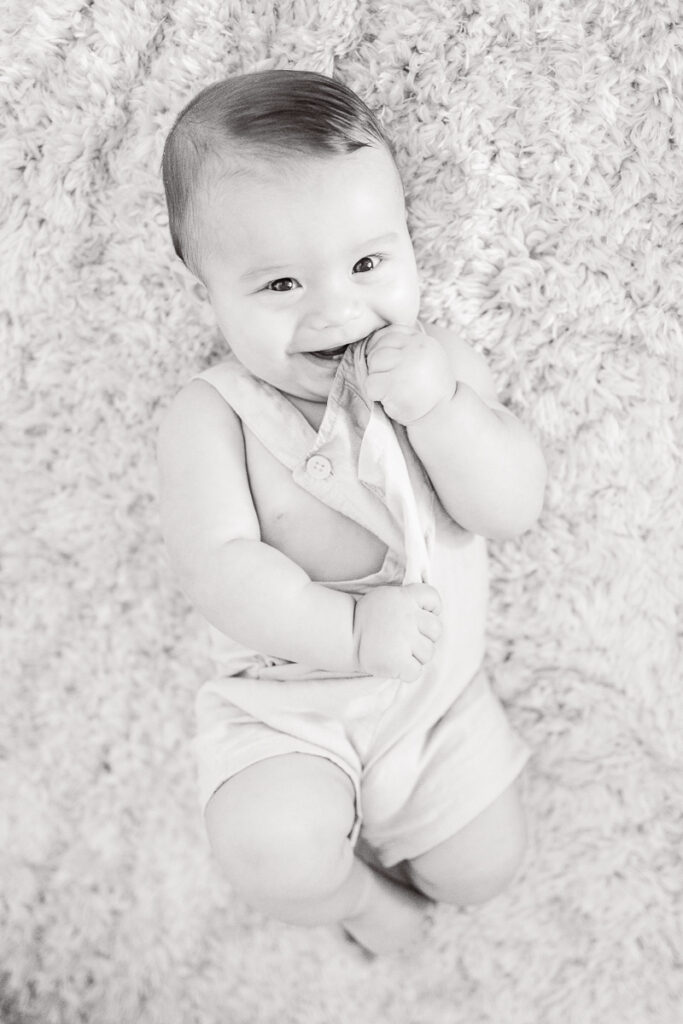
162, 70, 421, 401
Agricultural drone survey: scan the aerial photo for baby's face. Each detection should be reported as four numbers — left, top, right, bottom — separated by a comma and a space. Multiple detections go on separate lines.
197, 145, 421, 402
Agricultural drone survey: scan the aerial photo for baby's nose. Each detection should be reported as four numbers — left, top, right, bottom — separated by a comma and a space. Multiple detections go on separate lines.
307, 285, 362, 330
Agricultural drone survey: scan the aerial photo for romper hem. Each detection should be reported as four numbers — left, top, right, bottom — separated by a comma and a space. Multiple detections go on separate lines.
373, 745, 531, 868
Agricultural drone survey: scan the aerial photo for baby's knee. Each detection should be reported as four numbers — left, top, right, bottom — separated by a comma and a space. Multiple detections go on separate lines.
204, 762, 355, 905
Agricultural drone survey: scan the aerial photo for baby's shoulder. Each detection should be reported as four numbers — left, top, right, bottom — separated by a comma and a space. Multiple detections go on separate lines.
159, 372, 240, 431
157, 373, 243, 472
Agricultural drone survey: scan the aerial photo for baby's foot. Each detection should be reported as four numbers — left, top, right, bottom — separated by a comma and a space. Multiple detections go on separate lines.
341, 866, 432, 956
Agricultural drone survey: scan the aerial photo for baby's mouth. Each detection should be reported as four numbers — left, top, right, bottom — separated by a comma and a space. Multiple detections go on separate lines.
308, 332, 377, 361
308, 342, 350, 361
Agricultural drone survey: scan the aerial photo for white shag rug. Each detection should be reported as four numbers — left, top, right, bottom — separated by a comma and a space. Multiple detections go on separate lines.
3, 1, 682, 1022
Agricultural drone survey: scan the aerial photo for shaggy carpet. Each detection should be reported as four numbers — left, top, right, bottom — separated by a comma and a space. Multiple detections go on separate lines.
3, 0, 682, 1021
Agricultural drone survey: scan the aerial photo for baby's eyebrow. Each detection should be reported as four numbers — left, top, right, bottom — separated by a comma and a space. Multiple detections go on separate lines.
240, 232, 400, 281
240, 263, 291, 282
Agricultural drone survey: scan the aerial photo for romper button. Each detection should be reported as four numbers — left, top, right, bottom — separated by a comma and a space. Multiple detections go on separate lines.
306, 454, 332, 480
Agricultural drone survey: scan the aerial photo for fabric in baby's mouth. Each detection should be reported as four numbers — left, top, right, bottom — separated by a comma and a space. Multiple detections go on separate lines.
329, 332, 433, 587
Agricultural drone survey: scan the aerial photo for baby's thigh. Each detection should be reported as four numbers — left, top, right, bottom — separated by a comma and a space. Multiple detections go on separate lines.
204, 753, 356, 904
408, 779, 527, 906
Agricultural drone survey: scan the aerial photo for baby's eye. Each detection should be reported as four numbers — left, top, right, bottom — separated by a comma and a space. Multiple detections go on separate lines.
353, 254, 383, 274
266, 277, 299, 292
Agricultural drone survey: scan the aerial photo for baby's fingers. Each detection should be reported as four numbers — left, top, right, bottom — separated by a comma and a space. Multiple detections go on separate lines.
399, 640, 436, 683
399, 656, 423, 684
408, 583, 442, 615
418, 609, 442, 642
365, 371, 391, 403
366, 344, 403, 373
412, 635, 437, 666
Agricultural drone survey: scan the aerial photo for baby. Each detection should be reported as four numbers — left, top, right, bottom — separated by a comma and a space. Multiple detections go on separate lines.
158, 70, 546, 955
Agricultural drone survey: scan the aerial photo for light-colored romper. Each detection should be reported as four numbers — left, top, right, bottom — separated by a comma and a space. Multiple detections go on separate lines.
192, 335, 530, 867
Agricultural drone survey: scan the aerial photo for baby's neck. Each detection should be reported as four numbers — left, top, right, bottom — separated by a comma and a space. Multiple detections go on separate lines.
286, 392, 328, 432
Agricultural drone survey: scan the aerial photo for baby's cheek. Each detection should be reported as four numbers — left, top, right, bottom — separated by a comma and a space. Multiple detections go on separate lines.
382, 273, 420, 323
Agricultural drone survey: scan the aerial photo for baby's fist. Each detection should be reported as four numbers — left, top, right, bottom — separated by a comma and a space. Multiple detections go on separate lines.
353, 583, 442, 683
365, 325, 455, 424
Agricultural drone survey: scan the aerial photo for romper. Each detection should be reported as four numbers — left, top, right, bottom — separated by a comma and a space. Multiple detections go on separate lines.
191, 335, 530, 867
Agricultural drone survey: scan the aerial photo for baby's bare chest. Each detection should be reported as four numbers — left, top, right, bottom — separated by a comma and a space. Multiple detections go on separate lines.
243, 426, 387, 583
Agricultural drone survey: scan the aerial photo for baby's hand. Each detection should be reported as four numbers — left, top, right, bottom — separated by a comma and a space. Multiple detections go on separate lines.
365, 325, 456, 425
353, 583, 442, 683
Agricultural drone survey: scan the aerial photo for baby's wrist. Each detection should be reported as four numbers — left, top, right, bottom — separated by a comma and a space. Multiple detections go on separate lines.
405, 377, 458, 427
304, 582, 358, 674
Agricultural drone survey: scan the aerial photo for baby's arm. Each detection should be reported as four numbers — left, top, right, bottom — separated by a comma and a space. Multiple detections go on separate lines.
157, 380, 440, 680
365, 325, 547, 540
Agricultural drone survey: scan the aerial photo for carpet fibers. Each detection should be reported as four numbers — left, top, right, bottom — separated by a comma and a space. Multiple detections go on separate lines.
2, 1, 682, 1022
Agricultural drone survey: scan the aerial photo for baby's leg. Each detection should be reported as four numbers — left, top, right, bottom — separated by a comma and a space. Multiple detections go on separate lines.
407, 779, 527, 905
204, 752, 430, 954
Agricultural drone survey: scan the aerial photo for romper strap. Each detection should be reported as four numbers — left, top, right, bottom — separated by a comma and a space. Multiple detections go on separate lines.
192, 352, 315, 471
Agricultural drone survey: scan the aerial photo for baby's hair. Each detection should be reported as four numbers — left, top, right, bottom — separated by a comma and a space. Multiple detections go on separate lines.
161, 69, 396, 279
